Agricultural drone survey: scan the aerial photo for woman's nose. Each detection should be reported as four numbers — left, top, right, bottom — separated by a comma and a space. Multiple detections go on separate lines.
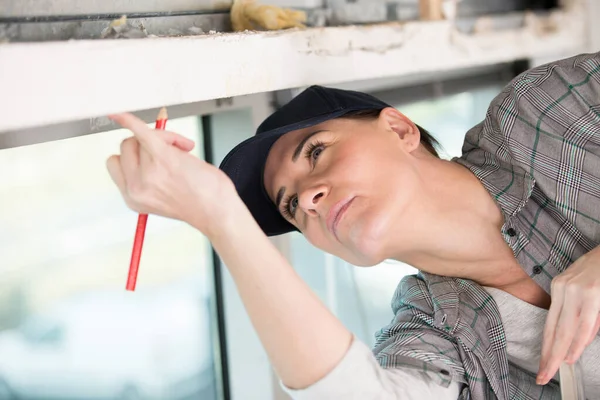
298, 184, 328, 216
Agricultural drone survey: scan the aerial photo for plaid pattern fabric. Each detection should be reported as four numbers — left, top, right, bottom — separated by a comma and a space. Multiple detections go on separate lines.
456, 51, 600, 293
372, 52, 600, 399
374, 273, 560, 400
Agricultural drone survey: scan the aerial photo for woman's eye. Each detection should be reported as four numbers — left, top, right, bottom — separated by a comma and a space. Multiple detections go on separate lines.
304, 141, 326, 164
290, 196, 298, 214
311, 147, 323, 160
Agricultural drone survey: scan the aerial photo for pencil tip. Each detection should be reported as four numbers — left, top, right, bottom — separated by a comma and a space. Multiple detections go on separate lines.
157, 107, 168, 120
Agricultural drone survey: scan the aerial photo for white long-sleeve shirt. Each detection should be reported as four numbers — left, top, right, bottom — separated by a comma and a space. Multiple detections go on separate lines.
283, 287, 600, 399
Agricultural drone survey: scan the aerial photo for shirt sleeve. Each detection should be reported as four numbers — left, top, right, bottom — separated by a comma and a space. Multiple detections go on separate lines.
280, 337, 462, 400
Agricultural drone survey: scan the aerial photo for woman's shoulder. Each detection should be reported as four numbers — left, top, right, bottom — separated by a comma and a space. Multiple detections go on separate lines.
460, 52, 600, 158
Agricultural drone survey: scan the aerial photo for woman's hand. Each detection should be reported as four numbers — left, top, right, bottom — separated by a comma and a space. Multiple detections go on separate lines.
106, 113, 239, 238
537, 246, 600, 385
107, 114, 353, 391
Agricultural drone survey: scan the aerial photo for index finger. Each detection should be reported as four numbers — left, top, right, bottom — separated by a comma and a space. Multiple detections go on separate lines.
109, 113, 161, 153
541, 303, 577, 384
539, 284, 564, 383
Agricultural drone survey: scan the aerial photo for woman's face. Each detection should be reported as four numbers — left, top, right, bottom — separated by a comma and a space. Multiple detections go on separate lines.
263, 108, 426, 266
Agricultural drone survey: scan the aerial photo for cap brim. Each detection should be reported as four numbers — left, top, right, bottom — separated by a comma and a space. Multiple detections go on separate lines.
220, 130, 294, 236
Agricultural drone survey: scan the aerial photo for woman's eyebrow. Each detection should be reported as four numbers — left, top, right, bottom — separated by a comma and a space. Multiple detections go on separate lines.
276, 187, 286, 209
291, 130, 327, 162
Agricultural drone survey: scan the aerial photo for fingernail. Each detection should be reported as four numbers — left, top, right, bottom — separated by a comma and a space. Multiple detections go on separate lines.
536, 374, 546, 385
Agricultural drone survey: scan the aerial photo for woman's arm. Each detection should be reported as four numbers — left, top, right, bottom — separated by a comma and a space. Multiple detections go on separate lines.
282, 338, 462, 400
106, 113, 351, 389
105, 112, 462, 395
208, 199, 353, 389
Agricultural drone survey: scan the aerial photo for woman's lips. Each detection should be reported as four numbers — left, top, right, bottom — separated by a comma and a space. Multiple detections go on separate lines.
327, 197, 355, 240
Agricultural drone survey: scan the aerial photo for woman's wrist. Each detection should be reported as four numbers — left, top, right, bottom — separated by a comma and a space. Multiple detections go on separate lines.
187, 192, 253, 243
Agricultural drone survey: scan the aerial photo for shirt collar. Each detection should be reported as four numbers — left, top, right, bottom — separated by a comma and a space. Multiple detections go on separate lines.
453, 156, 535, 219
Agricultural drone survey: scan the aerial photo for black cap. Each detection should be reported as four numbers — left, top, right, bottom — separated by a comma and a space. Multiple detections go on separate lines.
219, 85, 390, 236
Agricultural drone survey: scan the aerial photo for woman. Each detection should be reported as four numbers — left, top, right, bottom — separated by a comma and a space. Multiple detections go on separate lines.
106, 52, 600, 399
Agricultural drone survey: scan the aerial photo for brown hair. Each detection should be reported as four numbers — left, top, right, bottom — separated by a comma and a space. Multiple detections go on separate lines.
341, 109, 440, 158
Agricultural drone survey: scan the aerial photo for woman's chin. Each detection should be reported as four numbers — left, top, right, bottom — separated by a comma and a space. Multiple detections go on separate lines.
345, 220, 389, 266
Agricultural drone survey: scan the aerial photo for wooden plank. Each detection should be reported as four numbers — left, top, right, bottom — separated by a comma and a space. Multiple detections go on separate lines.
0, 8, 587, 132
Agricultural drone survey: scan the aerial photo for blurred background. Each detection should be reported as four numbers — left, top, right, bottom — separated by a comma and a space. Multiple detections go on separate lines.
0, 0, 597, 399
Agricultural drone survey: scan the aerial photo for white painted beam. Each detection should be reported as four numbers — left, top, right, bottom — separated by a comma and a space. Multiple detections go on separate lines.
0, 0, 323, 17
0, 0, 232, 16
0, 8, 587, 132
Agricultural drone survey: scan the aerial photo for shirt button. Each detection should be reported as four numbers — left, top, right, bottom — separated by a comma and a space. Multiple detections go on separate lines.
506, 228, 517, 237
532, 265, 542, 275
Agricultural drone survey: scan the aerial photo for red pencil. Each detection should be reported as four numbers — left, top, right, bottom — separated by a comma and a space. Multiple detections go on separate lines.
126, 107, 168, 291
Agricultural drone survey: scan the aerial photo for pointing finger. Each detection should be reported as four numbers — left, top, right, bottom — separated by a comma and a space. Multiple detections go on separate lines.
539, 280, 565, 383
109, 113, 161, 153
539, 288, 577, 384
545, 300, 577, 380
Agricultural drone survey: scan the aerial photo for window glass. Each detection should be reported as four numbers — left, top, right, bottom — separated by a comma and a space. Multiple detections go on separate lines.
211, 108, 280, 400
0, 117, 219, 400
400, 86, 502, 159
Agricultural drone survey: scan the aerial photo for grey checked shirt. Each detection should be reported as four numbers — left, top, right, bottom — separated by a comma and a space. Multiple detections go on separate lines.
373, 52, 600, 399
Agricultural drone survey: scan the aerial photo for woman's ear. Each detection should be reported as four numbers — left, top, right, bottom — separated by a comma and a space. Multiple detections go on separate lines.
378, 107, 421, 152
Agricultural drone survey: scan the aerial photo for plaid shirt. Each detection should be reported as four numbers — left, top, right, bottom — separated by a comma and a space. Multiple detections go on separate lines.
373, 52, 600, 399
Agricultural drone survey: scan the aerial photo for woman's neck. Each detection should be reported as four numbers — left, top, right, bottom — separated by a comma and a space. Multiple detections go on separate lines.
387, 158, 514, 280
386, 157, 551, 308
